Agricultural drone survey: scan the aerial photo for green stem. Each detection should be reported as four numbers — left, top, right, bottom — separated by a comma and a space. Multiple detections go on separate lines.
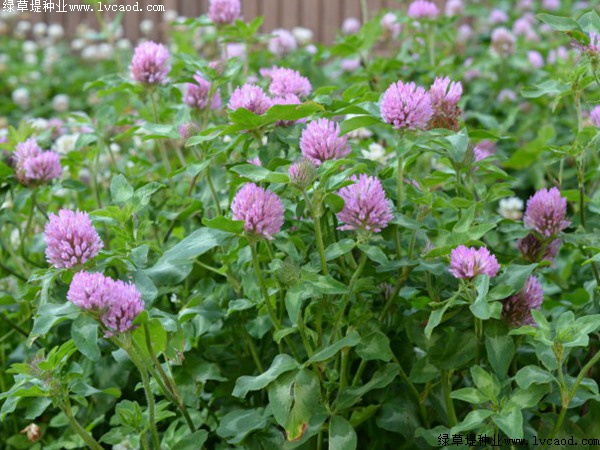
126, 344, 160, 449
205, 168, 222, 217
62, 398, 103, 450
392, 354, 429, 427
331, 253, 368, 342
543, 348, 600, 448
149, 91, 172, 174
428, 25, 436, 67
241, 326, 265, 373
142, 323, 195, 432
443, 370, 458, 427
302, 191, 328, 275
250, 242, 299, 358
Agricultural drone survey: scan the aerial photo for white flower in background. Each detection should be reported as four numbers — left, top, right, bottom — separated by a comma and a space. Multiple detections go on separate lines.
140, 19, 154, 35
53, 188, 68, 198
43, 46, 60, 70
110, 143, 121, 153
29, 71, 41, 81
163, 10, 178, 23
97, 43, 113, 60
361, 143, 389, 164
305, 44, 317, 55
23, 40, 38, 54
54, 133, 79, 154
71, 38, 85, 51
498, 197, 524, 220
28, 118, 49, 131
81, 45, 96, 61
47, 24, 64, 40
10, 229, 20, 248
292, 27, 313, 45
117, 39, 132, 50
15, 21, 31, 39
24, 53, 37, 65
52, 94, 70, 113
32, 22, 47, 38
12, 88, 30, 109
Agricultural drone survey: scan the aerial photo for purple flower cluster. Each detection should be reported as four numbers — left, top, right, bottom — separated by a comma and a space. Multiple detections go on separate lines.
300, 118, 350, 165
590, 106, 600, 127
183, 73, 221, 110
428, 77, 463, 131
381, 81, 433, 131
44, 209, 103, 269
473, 140, 496, 162
517, 234, 561, 263
336, 174, 394, 233
502, 276, 544, 327
268, 29, 297, 57
491, 28, 516, 57
130, 41, 170, 85
208, 0, 241, 25
228, 84, 273, 115
380, 13, 401, 40
523, 187, 570, 237
407, 0, 440, 20
68, 271, 144, 334
13, 138, 62, 185
231, 183, 285, 240
268, 67, 312, 97
449, 245, 500, 279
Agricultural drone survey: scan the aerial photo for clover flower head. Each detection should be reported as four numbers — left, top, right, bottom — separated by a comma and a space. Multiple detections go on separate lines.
183, 73, 221, 110
381, 80, 433, 130
300, 118, 350, 165
336, 174, 394, 233
44, 209, 103, 269
231, 183, 285, 239
208, 0, 241, 25
228, 84, 272, 115
130, 41, 170, 84
502, 276, 544, 327
408, 0, 440, 19
268, 67, 312, 97
449, 245, 500, 279
523, 187, 570, 237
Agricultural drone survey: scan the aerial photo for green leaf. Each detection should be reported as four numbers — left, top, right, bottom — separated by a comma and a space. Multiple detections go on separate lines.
340, 115, 380, 135
451, 409, 495, 434
71, 315, 100, 361
490, 264, 537, 299
324, 193, 346, 213
451, 388, 489, 404
233, 354, 299, 398
268, 372, 296, 427
110, 174, 134, 205
145, 227, 231, 285
329, 416, 357, 450
231, 164, 289, 183
302, 271, 349, 295
578, 10, 600, 34
515, 365, 556, 389
505, 385, 550, 409
470, 366, 500, 401
133, 182, 165, 211
216, 408, 269, 444
521, 80, 570, 99
202, 216, 245, 234
492, 408, 523, 439
308, 331, 361, 364
485, 323, 515, 378
29, 302, 80, 345
325, 239, 355, 261
335, 364, 399, 410
470, 275, 495, 320
285, 369, 325, 443
357, 244, 389, 265
355, 331, 393, 362
172, 430, 209, 450
537, 13, 581, 31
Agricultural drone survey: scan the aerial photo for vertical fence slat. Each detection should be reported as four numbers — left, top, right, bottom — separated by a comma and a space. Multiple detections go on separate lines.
26, 0, 417, 44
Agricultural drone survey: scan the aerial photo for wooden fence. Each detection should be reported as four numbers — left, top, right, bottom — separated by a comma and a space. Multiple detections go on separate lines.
9, 0, 439, 44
